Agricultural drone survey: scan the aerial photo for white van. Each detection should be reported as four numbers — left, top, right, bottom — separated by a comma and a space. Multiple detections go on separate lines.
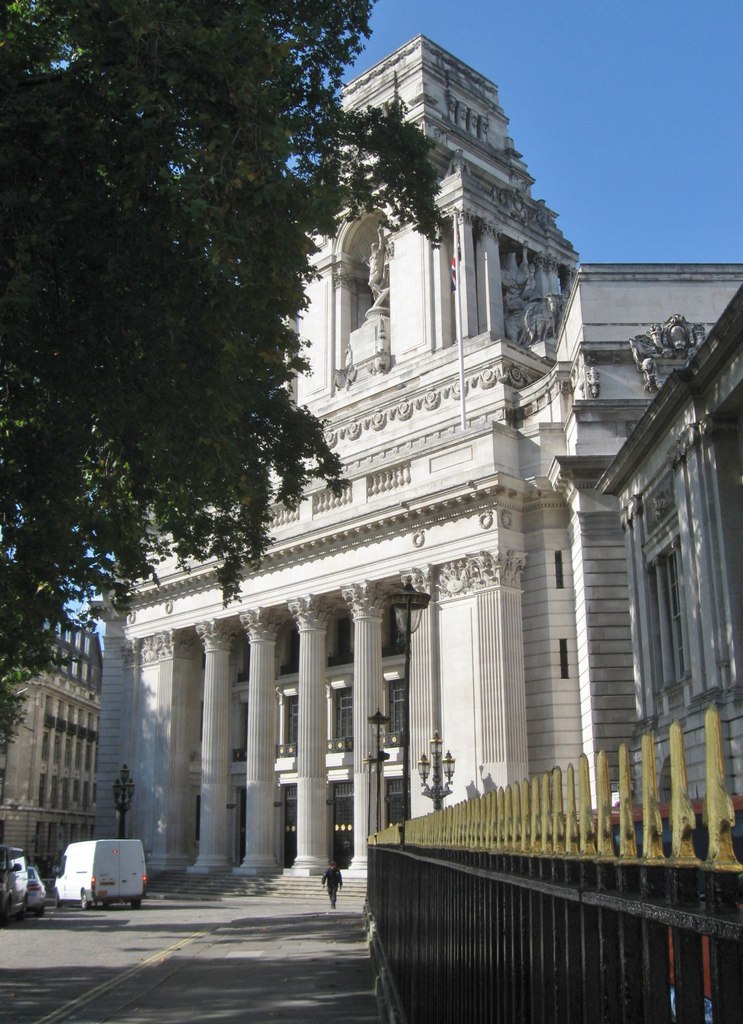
54, 840, 146, 910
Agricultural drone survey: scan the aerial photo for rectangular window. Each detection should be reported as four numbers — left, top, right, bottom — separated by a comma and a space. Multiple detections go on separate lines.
50, 776, 58, 809
655, 546, 688, 685
85, 744, 92, 770
388, 679, 406, 740
0, 769, 4, 803
82, 781, 89, 810
38, 774, 45, 807
72, 779, 79, 805
64, 739, 71, 767
335, 689, 353, 740
61, 778, 69, 809
74, 742, 81, 769
53, 734, 61, 762
385, 778, 404, 827
559, 639, 569, 679
41, 732, 50, 761
285, 695, 299, 744
555, 551, 564, 589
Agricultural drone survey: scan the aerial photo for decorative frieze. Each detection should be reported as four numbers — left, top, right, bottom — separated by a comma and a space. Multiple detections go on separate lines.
439, 549, 527, 597
401, 566, 433, 595
141, 631, 175, 664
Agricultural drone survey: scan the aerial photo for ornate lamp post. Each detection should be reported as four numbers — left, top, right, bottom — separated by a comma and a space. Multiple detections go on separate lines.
112, 764, 135, 840
418, 732, 455, 811
390, 582, 430, 823
367, 708, 390, 833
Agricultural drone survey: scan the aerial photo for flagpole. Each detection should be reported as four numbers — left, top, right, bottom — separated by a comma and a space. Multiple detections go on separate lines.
454, 211, 467, 430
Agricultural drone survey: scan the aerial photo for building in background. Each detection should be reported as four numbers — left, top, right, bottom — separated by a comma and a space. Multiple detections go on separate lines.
601, 283, 743, 795
0, 628, 101, 871
97, 37, 743, 875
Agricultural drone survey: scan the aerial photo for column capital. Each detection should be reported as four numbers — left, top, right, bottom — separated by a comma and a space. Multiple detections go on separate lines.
240, 609, 279, 643
439, 548, 527, 598
400, 566, 433, 594
141, 631, 175, 665
288, 596, 329, 632
341, 581, 385, 619
195, 618, 238, 653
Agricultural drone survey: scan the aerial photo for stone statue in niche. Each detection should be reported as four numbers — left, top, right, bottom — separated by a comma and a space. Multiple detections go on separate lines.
629, 313, 706, 392
367, 224, 390, 314
500, 247, 564, 350
341, 222, 391, 383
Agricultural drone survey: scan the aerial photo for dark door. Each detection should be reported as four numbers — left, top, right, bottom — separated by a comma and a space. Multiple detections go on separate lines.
333, 782, 354, 869
283, 785, 297, 868
238, 787, 246, 862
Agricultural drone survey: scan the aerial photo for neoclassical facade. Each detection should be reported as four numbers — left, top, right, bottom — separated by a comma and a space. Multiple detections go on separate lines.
601, 284, 743, 795
97, 38, 743, 873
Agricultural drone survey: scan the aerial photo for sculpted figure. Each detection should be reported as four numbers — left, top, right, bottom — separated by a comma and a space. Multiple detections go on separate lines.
367, 224, 389, 307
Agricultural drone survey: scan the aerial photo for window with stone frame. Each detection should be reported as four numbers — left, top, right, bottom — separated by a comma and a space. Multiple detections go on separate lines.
53, 733, 61, 762
651, 543, 689, 687
284, 694, 298, 744
38, 774, 45, 807
41, 731, 49, 761
387, 678, 405, 743
334, 688, 353, 742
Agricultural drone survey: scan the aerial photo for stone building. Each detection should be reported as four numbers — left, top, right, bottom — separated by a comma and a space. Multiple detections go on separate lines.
96, 37, 743, 874
0, 627, 102, 869
601, 283, 743, 796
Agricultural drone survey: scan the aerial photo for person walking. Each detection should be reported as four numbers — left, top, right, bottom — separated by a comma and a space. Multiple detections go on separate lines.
321, 861, 343, 909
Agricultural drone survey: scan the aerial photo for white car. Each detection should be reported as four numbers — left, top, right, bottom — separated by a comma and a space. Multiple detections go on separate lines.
24, 866, 46, 917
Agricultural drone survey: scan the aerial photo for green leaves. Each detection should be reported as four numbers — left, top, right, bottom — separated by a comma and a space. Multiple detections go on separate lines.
0, 1, 442, 709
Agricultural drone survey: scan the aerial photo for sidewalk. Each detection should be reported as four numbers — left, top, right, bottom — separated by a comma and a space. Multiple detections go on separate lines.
88, 895, 381, 1024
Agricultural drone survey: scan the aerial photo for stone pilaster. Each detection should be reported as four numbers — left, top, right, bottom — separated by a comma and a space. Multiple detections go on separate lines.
191, 619, 235, 872
342, 582, 384, 871
288, 596, 329, 874
236, 609, 279, 875
404, 567, 438, 820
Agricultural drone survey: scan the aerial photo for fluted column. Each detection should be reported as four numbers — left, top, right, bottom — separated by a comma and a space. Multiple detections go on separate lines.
404, 568, 438, 821
476, 550, 529, 787
288, 596, 328, 874
342, 582, 384, 871
191, 619, 235, 871
236, 609, 279, 875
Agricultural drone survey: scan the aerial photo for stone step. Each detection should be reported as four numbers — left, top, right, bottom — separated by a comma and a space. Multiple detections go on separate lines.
147, 869, 367, 902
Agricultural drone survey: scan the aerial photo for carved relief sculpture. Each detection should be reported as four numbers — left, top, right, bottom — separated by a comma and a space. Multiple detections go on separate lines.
629, 314, 706, 392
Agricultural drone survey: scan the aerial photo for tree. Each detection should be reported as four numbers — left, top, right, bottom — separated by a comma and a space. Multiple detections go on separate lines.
0, 0, 444, 712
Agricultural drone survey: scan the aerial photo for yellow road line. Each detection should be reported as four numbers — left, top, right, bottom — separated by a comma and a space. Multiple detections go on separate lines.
35, 929, 212, 1024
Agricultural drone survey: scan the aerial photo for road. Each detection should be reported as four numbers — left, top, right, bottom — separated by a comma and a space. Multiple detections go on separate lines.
0, 893, 378, 1023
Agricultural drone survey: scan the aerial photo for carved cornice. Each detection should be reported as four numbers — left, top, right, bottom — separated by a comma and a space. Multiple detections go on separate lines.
439, 549, 527, 597
141, 631, 175, 664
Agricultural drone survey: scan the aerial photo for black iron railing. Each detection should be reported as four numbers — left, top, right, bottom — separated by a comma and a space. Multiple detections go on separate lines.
366, 707, 743, 1024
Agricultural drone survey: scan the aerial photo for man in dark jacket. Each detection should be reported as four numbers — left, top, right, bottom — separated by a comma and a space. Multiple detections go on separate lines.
321, 861, 343, 909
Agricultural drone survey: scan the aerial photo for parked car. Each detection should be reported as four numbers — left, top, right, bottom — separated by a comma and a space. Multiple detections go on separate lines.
55, 839, 147, 909
24, 866, 46, 917
0, 845, 27, 924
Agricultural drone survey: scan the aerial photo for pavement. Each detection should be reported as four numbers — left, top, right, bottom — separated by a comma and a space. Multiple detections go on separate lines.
9, 893, 381, 1024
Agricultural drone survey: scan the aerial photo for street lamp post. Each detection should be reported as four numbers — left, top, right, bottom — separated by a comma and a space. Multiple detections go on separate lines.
390, 582, 430, 824
112, 764, 135, 840
417, 732, 455, 811
367, 708, 390, 833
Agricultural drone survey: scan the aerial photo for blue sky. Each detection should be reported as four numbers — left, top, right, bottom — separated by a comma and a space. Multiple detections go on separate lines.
346, 1, 742, 265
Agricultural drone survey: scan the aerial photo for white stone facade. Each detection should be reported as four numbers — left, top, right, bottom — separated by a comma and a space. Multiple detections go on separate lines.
601, 284, 743, 797
96, 38, 743, 873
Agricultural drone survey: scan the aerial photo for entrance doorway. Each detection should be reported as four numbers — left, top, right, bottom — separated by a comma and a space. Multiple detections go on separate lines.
283, 785, 297, 868
332, 781, 353, 869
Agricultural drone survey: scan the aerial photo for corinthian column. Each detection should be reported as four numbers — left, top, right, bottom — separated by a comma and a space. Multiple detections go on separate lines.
342, 582, 384, 872
288, 596, 328, 874
191, 619, 235, 872
236, 609, 279, 875
150, 630, 198, 869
